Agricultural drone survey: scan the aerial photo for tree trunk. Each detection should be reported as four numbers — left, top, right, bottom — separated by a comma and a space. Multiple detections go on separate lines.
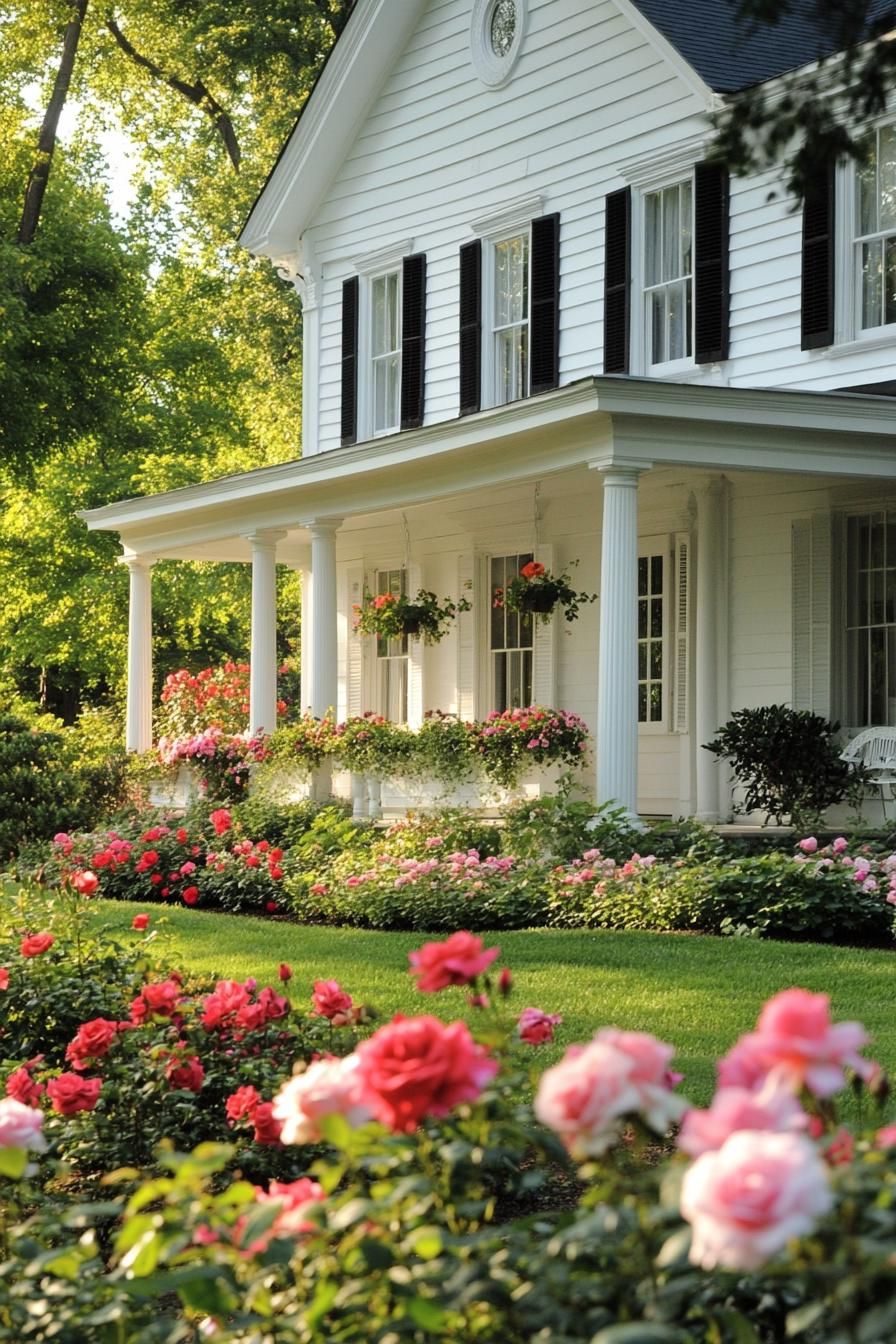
17, 0, 90, 246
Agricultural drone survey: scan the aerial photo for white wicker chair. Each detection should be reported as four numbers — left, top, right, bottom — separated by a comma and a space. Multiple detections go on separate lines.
840, 727, 896, 816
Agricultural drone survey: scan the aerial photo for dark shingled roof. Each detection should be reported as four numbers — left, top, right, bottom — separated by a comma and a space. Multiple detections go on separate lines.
633, 0, 896, 93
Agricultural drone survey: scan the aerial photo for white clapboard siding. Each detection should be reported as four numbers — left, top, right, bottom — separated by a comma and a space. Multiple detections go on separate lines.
456, 551, 477, 721
531, 544, 556, 707
672, 532, 690, 734
791, 515, 832, 718
406, 561, 425, 728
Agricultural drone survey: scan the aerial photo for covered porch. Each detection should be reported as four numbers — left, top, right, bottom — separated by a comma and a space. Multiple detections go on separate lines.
81, 376, 896, 821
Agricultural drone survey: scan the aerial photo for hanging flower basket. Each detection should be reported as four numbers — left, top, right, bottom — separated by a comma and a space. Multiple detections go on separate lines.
352, 588, 472, 645
500, 561, 597, 625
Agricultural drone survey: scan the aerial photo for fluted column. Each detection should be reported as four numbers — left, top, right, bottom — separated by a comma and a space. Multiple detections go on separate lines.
248, 530, 286, 736
307, 518, 342, 719
596, 468, 643, 815
695, 478, 724, 821
123, 554, 154, 753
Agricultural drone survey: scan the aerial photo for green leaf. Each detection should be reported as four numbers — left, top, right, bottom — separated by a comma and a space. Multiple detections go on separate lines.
408, 1227, 443, 1261
786, 1303, 827, 1337
590, 1327, 690, 1344
407, 1298, 449, 1332
0, 1146, 28, 1179
304, 1279, 338, 1329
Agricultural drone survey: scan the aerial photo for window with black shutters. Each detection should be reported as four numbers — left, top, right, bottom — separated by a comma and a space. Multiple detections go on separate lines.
462, 212, 560, 413
340, 252, 427, 442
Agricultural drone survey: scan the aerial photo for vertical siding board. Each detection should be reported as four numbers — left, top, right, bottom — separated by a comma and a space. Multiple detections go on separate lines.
346, 566, 364, 717
406, 561, 425, 727
456, 552, 477, 720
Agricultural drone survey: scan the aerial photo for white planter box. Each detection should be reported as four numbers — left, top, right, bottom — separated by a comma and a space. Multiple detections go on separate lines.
380, 762, 575, 814
148, 764, 199, 809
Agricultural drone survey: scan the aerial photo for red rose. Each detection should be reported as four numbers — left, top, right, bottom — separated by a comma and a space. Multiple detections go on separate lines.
66, 1017, 121, 1070
46, 1073, 102, 1115
132, 913, 150, 930
355, 1015, 498, 1133
498, 968, 514, 998
517, 1007, 563, 1046
20, 933, 54, 958
6, 1065, 45, 1106
278, 963, 292, 983
408, 931, 500, 993
269, 864, 284, 880
166, 1055, 205, 1092
252, 1101, 283, 1145
0, 968, 8, 991
182, 886, 199, 905
130, 979, 181, 1024
520, 561, 546, 579
176, 828, 188, 844
210, 808, 231, 836
311, 979, 354, 1021
265, 901, 278, 914
225, 1084, 262, 1126
201, 979, 250, 1029
72, 870, 99, 896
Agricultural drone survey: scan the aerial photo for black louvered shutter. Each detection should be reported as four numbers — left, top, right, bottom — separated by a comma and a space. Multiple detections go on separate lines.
459, 239, 482, 416
801, 163, 835, 350
340, 276, 359, 445
530, 213, 561, 395
694, 162, 730, 364
400, 253, 427, 429
603, 187, 631, 374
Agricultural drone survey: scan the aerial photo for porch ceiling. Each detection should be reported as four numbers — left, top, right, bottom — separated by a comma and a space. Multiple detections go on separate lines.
79, 376, 896, 560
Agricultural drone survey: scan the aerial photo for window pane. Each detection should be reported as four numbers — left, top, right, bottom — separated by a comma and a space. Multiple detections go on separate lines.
871, 627, 887, 723
650, 289, 665, 364
681, 180, 693, 274
650, 555, 663, 593
872, 568, 886, 626
638, 598, 648, 639
889, 627, 896, 724
871, 513, 885, 568
650, 684, 663, 722
858, 143, 877, 236
645, 192, 661, 287
494, 235, 528, 326
494, 652, 508, 712
650, 598, 663, 638
663, 185, 680, 283
886, 236, 896, 326
638, 684, 648, 721
862, 240, 883, 329
638, 557, 648, 596
638, 644, 647, 679
668, 282, 686, 361
880, 126, 896, 231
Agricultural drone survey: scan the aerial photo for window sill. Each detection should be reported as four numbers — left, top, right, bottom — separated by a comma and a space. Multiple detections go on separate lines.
814, 327, 896, 360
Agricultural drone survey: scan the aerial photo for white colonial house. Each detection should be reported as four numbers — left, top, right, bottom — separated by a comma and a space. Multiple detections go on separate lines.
83, 0, 896, 821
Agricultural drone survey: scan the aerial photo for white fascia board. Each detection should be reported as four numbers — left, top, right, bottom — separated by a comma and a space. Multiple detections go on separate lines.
240, 0, 428, 259
609, 0, 718, 110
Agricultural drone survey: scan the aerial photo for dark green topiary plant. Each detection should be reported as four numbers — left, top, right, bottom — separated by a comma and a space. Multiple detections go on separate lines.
704, 704, 852, 826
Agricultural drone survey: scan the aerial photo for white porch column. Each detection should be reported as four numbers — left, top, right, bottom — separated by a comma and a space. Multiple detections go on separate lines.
307, 518, 342, 719
123, 554, 154, 753
596, 467, 644, 816
248, 530, 286, 736
695, 479, 725, 821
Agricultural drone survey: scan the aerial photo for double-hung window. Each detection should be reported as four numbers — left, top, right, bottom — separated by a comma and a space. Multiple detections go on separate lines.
643, 180, 693, 370
492, 233, 530, 405
375, 567, 409, 723
638, 549, 666, 725
370, 271, 402, 435
490, 552, 534, 710
844, 511, 896, 726
855, 126, 896, 333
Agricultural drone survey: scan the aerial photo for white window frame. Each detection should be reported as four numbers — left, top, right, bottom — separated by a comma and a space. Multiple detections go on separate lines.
350, 240, 413, 440
631, 171, 696, 378
373, 566, 409, 724
834, 124, 896, 349
838, 508, 896, 730
637, 537, 671, 734
486, 550, 535, 713
470, 193, 543, 410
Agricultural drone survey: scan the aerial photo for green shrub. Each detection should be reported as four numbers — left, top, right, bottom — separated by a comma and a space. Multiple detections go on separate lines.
229, 796, 346, 852
382, 808, 502, 858
502, 796, 640, 861
704, 704, 852, 825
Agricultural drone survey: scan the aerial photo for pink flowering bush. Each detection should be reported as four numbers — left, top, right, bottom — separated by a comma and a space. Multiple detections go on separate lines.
157, 727, 266, 802
158, 662, 287, 738
4, 896, 896, 1342
473, 706, 590, 788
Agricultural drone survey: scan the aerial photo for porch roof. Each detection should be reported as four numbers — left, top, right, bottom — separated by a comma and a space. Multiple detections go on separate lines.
79, 376, 896, 562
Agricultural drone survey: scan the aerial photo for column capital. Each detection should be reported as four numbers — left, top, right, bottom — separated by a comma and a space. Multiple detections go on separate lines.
304, 516, 344, 537
588, 456, 653, 478
119, 552, 155, 571
245, 529, 288, 551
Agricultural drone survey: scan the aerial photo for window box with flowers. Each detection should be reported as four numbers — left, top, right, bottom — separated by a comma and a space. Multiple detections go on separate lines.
498, 560, 597, 625
353, 588, 471, 644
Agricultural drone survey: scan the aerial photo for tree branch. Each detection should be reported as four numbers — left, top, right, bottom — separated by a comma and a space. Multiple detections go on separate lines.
106, 15, 241, 170
18, 0, 90, 245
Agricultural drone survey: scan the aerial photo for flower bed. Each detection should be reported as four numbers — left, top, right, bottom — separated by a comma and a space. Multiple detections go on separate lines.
3, 885, 896, 1341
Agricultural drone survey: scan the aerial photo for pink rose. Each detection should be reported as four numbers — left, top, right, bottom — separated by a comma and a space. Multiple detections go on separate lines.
5, 1066, 45, 1107
225, 1085, 262, 1127
251, 1102, 283, 1146
0, 968, 8, 991
876, 1124, 896, 1149
65, 1018, 121, 1071
534, 1040, 642, 1158
832, 836, 848, 854
592, 1027, 687, 1133
408, 931, 500, 992
241, 1178, 325, 1253
311, 979, 354, 1021
678, 1078, 808, 1157
272, 1055, 372, 1144
744, 988, 872, 1097
518, 1008, 563, 1045
72, 870, 99, 896
0, 1097, 46, 1152
716, 1035, 770, 1092
797, 837, 818, 854
680, 1131, 832, 1270
355, 1015, 498, 1133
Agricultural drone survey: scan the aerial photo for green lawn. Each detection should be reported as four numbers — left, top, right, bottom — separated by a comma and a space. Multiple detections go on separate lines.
93, 901, 896, 1106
